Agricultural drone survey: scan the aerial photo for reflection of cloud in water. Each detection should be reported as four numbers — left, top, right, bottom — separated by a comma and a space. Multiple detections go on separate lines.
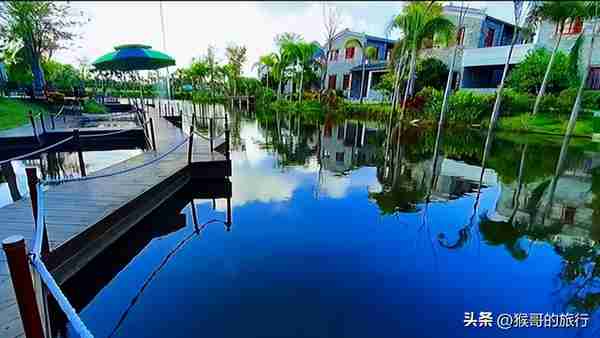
318, 167, 382, 199
209, 121, 382, 211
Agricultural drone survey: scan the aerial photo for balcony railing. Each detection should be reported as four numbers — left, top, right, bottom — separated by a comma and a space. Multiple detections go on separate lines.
462, 43, 536, 68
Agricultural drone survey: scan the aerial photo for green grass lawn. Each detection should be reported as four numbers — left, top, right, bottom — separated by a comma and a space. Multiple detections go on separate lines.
0, 97, 49, 131
496, 113, 594, 137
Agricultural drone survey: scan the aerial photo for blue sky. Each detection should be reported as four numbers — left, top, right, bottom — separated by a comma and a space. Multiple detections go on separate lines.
56, 1, 517, 76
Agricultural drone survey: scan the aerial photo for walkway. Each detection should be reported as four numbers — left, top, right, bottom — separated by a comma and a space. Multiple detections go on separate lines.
0, 108, 229, 338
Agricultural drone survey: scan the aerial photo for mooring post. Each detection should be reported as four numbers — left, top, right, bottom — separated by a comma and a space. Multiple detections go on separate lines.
225, 129, 230, 161
39, 111, 46, 135
2, 236, 45, 338
226, 197, 232, 230
149, 118, 157, 151
209, 118, 214, 153
29, 110, 40, 143
188, 124, 194, 165
73, 129, 86, 177
25, 168, 39, 223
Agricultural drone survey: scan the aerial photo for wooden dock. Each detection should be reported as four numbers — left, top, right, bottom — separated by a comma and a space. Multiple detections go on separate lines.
0, 107, 231, 338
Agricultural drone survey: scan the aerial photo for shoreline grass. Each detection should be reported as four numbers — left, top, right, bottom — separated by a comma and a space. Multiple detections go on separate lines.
0, 97, 49, 131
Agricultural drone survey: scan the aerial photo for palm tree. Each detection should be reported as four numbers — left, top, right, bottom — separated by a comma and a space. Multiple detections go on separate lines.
528, 1, 586, 116
253, 53, 277, 89
386, 1, 455, 119
344, 37, 380, 104
481, 0, 533, 173
282, 41, 321, 102
563, 1, 598, 136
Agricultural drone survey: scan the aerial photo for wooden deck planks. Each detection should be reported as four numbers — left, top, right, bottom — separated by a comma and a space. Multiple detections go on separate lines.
0, 107, 229, 338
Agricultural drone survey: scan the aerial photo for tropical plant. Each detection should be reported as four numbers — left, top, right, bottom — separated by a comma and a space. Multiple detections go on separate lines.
225, 43, 247, 96
0, 1, 86, 96
527, 1, 586, 116
386, 1, 455, 119
562, 1, 599, 137
414, 57, 449, 91
344, 37, 379, 104
506, 48, 578, 94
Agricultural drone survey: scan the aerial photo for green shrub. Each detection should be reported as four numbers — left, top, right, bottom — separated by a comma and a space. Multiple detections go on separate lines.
506, 48, 578, 94
415, 58, 449, 91
83, 99, 107, 114
501, 89, 532, 116
418, 87, 494, 123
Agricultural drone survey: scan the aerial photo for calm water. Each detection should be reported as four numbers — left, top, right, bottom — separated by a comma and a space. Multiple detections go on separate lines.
49, 110, 600, 337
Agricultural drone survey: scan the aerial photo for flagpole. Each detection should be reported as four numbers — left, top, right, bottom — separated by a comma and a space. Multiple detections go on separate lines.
159, 1, 172, 101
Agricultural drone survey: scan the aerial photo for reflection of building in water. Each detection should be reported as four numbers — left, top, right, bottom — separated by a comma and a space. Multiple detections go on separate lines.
491, 151, 600, 249
320, 121, 380, 173
402, 157, 497, 201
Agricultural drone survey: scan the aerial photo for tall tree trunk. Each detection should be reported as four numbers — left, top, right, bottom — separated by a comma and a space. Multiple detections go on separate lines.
481, 27, 520, 172
399, 46, 417, 121
428, 35, 462, 201
299, 70, 304, 103
509, 143, 528, 224
359, 57, 367, 104
532, 29, 564, 116
564, 20, 597, 137
29, 49, 46, 98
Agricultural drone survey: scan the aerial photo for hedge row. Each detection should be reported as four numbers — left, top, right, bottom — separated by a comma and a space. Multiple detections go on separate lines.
415, 87, 600, 123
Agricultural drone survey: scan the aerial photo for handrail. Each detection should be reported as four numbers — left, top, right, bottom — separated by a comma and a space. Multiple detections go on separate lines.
22, 130, 194, 337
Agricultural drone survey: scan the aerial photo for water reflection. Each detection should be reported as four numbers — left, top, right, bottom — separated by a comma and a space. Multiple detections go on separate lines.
55, 107, 600, 337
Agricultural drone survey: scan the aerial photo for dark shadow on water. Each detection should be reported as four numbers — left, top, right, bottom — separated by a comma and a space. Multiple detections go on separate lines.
49, 178, 232, 338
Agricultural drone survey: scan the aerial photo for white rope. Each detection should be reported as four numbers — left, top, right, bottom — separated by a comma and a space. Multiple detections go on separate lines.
42, 136, 190, 186
0, 136, 74, 166
30, 256, 94, 338
80, 128, 136, 138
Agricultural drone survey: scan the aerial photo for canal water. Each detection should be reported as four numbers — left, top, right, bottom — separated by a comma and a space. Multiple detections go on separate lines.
11, 109, 600, 337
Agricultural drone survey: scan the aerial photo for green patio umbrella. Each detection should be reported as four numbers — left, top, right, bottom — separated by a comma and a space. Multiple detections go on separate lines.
92, 44, 175, 71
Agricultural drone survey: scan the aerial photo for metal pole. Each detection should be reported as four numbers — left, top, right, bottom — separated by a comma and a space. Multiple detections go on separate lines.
225, 129, 230, 160
50, 114, 55, 130
2, 236, 45, 338
73, 129, 86, 177
226, 197, 232, 231
149, 118, 157, 151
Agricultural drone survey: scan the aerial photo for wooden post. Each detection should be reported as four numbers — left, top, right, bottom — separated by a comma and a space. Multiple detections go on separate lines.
25, 168, 39, 224
209, 118, 214, 153
225, 129, 230, 160
159, 101, 162, 116
25, 167, 49, 258
149, 118, 157, 151
2, 236, 45, 338
226, 197, 232, 230
29, 111, 39, 143
187, 125, 194, 164
73, 129, 86, 177
39, 112, 46, 135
